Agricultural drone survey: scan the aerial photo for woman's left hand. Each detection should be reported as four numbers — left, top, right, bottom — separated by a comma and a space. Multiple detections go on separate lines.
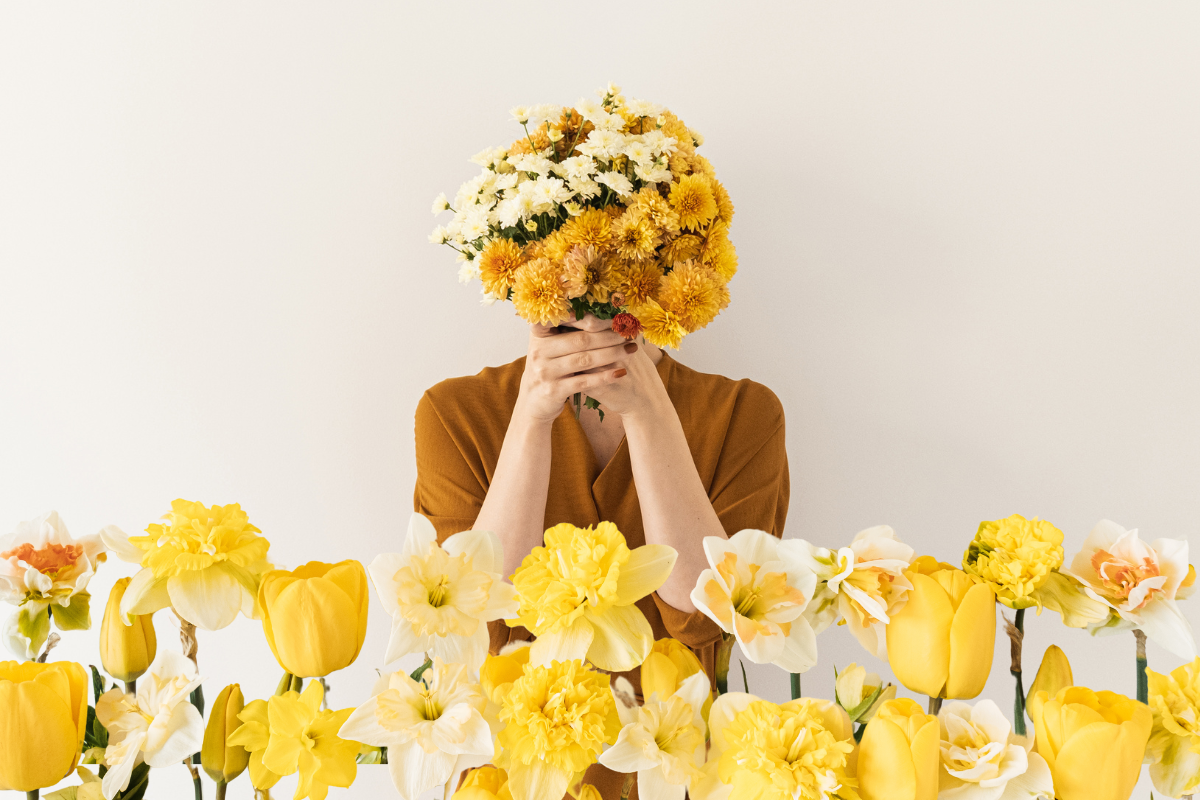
580, 339, 667, 421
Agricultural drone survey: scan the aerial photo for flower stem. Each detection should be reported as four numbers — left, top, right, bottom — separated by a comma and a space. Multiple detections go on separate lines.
740, 659, 750, 693
620, 774, 635, 800
184, 759, 203, 800
790, 672, 802, 700
27, 791, 38, 800
1007, 608, 1027, 736
125, 679, 137, 695
714, 634, 734, 695
927, 695, 943, 715
1135, 629, 1149, 705
216, 783, 227, 800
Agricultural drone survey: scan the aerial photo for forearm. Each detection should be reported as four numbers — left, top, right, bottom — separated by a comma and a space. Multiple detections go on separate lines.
624, 391, 727, 613
474, 402, 555, 579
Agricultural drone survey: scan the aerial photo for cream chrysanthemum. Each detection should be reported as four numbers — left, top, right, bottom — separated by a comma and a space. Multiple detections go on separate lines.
561, 245, 612, 303
668, 175, 718, 232
478, 238, 526, 298
511, 258, 571, 326
658, 261, 725, 333
631, 297, 687, 350
963, 514, 1064, 609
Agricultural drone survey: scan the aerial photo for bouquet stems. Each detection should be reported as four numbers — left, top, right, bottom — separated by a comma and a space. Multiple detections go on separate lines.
1135, 629, 1149, 704
928, 696, 943, 715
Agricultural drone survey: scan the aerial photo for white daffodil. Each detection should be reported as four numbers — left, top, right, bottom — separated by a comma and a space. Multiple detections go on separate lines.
368, 513, 516, 674
937, 699, 1054, 800
1, 510, 109, 658
1065, 519, 1195, 658
599, 672, 710, 800
797, 525, 915, 659
95, 649, 204, 800
338, 658, 492, 800
689, 529, 819, 673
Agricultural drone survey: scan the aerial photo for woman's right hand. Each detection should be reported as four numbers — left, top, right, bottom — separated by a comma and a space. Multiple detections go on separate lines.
515, 318, 637, 423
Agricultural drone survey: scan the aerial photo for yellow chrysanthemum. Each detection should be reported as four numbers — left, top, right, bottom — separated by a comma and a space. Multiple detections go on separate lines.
561, 245, 612, 303
660, 233, 702, 266
509, 521, 675, 672
611, 210, 661, 262
668, 174, 718, 232
659, 111, 696, 176
712, 180, 734, 225
511, 258, 571, 326
631, 297, 687, 350
479, 238, 526, 298
1146, 658, 1200, 798
963, 514, 1064, 609
658, 261, 725, 333
561, 208, 612, 250
495, 659, 620, 800
538, 228, 573, 262
716, 698, 859, 800
629, 187, 681, 238
610, 259, 662, 308
706, 237, 738, 282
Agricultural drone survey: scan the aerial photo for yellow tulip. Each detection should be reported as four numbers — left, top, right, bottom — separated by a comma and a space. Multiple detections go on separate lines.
641, 637, 712, 720
259, 560, 369, 678
1028, 685, 1151, 800
0, 660, 88, 792
1025, 644, 1073, 711
885, 556, 996, 700
858, 697, 940, 800
98, 577, 157, 684
453, 766, 513, 800
202, 684, 249, 785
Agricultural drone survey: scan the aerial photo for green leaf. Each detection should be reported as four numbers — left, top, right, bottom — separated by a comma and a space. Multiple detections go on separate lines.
88, 705, 109, 750
16, 602, 51, 657
409, 657, 433, 684
118, 762, 151, 800
845, 684, 884, 722
89, 665, 107, 705
53, 592, 92, 631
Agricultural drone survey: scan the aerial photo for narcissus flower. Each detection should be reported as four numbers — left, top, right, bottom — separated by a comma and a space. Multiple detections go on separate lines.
1065, 519, 1195, 658
104, 500, 272, 631
641, 637, 711, 720
1, 511, 109, 659
935, 699, 1053, 800
798, 525, 915, 659
339, 658, 492, 800
1145, 658, 1200, 798
495, 659, 620, 800
834, 662, 895, 725
885, 557, 996, 700
690, 528, 818, 673
858, 698, 939, 800
201, 683, 249, 786
371, 513, 517, 674
0, 660, 88, 792
259, 559, 369, 678
510, 521, 675, 672
694, 692, 857, 800
599, 671, 710, 800
962, 515, 1063, 609
98, 578, 156, 684
96, 650, 205, 799
227, 680, 358, 800
1027, 685, 1151, 800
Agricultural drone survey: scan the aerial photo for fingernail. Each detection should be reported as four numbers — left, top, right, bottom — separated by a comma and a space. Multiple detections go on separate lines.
624, 342, 638, 354
613, 368, 627, 378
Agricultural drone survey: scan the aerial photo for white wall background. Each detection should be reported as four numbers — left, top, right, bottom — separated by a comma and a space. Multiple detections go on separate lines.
2, 2, 1198, 797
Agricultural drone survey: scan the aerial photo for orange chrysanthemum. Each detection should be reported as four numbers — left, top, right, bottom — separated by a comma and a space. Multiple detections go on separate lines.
553, 109, 595, 159
669, 174, 718, 232
561, 245, 612, 303
611, 210, 661, 262
660, 233, 702, 266
689, 154, 717, 179
712, 180, 734, 225
561, 208, 612, 250
512, 257, 571, 326
632, 297, 687, 350
658, 260, 725, 333
611, 312, 642, 340
611, 259, 662, 308
509, 123, 552, 156
479, 238, 527, 297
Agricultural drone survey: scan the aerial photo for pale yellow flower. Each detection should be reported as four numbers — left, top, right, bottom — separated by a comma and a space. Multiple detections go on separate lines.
935, 699, 1053, 800
834, 662, 895, 724
1146, 658, 1200, 798
668, 174, 717, 231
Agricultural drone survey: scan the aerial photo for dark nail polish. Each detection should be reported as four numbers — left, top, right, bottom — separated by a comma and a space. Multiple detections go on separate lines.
613, 368, 627, 378
624, 342, 638, 354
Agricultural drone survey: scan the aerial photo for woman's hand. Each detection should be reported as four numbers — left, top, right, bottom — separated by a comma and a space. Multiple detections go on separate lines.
514, 317, 638, 423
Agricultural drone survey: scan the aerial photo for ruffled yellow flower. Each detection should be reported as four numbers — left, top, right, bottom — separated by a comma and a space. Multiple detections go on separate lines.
659, 233, 702, 266
629, 186, 681, 237
712, 180, 734, 225
858, 698, 939, 800
611, 210, 661, 262
1027, 685, 1151, 800
1146, 658, 1200, 798
668, 174, 717, 231
0, 660, 88, 792
658, 261, 725, 333
630, 297, 687, 350
610, 259, 661, 308
259, 559, 369, 678
962, 514, 1063, 609
511, 257, 571, 327
481, 642, 532, 707
227, 680, 358, 800
479, 238, 526, 298
561, 208, 612, 250
699, 693, 858, 800
454, 766, 513, 800
641, 638, 711, 720
106, 500, 272, 631
509, 521, 675, 672
495, 659, 620, 800
561, 245, 613, 303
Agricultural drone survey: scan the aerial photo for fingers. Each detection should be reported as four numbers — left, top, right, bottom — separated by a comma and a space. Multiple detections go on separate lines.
561, 366, 628, 396
545, 341, 638, 379
533, 327, 626, 358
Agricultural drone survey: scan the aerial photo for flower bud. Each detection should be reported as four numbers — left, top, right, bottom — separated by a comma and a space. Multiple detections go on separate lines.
1026, 644, 1073, 711
259, 560, 369, 678
0, 660, 88, 791
98, 577, 156, 684
202, 683, 249, 785
834, 662, 895, 724
858, 698, 940, 800
641, 638, 711, 720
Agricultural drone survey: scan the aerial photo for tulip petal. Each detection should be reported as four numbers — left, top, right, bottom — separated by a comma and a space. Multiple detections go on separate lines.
508, 759, 571, 800
945, 583, 996, 699
586, 604, 654, 672
774, 614, 819, 673
1052, 717, 1149, 800
388, 740, 455, 800
858, 717, 918, 800
167, 566, 243, 631
529, 618, 594, 667
613, 544, 677, 606
403, 513, 439, 560
0, 677, 80, 792
885, 572, 954, 698
442, 530, 503, 575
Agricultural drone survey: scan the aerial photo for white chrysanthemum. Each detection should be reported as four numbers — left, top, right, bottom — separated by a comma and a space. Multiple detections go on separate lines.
510, 153, 554, 176
594, 171, 634, 198
575, 97, 605, 121
457, 259, 480, 285
428, 226, 450, 245
459, 208, 490, 243
623, 140, 653, 165
530, 176, 572, 211
509, 105, 531, 124
625, 97, 664, 118
528, 103, 561, 127
641, 130, 678, 155
555, 155, 595, 182
577, 130, 626, 160
469, 147, 500, 168
568, 177, 602, 201
431, 193, 450, 214
591, 112, 626, 132
492, 172, 519, 192
634, 161, 672, 184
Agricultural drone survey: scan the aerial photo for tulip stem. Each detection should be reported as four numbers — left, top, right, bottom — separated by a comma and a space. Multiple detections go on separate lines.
790, 672, 802, 700
1135, 629, 1148, 705
216, 783, 227, 800
927, 695, 943, 715
27, 791, 38, 800
1008, 608, 1026, 736
125, 679, 136, 695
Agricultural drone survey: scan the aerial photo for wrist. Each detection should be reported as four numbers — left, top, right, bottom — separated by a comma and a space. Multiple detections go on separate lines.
622, 385, 675, 431
511, 396, 560, 430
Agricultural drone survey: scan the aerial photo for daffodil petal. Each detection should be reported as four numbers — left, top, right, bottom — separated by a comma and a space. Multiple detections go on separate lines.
429, 625, 488, 675
529, 618, 594, 667
640, 766, 686, 800
388, 740, 455, 800
586, 604, 654, 672
403, 513, 439, 560
598, 727, 660, 772
167, 566, 243, 631
143, 702, 203, 767
508, 760, 572, 800
442, 529, 503, 576
383, 617, 430, 666
613, 544, 677, 605
1130, 598, 1196, 659
774, 615, 819, 673
120, 569, 171, 622
367, 552, 407, 617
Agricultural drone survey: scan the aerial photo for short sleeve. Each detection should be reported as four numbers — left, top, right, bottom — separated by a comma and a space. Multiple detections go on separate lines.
412, 391, 487, 542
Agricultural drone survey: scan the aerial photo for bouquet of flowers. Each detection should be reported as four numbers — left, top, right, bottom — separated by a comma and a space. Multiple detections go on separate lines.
430, 83, 737, 418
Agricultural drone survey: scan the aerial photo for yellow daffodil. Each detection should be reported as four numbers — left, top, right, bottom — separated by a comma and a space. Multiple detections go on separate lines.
1027, 684, 1150, 800
798, 525, 915, 659
641, 637, 711, 720
1025, 645, 1072, 712
202, 683, 249, 786
454, 766, 512, 800
599, 671, 710, 800
1, 511, 109, 659
227, 680, 358, 800
693, 692, 857, 800
339, 657, 492, 800
104, 500, 272, 631
690, 528, 818, 673
96, 650, 205, 799
859, 698, 939, 800
0, 660, 88, 792
834, 662, 895, 725
495, 658, 620, 800
935, 699, 1053, 800
98, 578, 156, 685
1065, 519, 1195, 657
511, 521, 675, 672
1028, 571, 1110, 629
885, 557, 996, 700
371, 513, 517, 673
1145, 658, 1200, 798
259, 559, 369, 678
962, 515, 1063, 609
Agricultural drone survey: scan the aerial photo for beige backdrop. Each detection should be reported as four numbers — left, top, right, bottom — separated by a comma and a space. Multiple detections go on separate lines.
2, 2, 1198, 797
